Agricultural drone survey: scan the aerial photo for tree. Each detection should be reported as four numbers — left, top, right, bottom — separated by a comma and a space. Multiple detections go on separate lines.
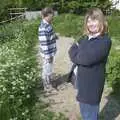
0, 0, 114, 21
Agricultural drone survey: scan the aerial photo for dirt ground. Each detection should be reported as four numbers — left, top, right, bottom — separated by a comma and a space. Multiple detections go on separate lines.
36, 36, 120, 120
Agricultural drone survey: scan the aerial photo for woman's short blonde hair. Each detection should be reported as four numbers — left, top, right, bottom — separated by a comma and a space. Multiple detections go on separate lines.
83, 8, 108, 35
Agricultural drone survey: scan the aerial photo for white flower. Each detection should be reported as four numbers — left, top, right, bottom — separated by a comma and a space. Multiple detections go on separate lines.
22, 112, 25, 116
12, 87, 16, 90
20, 86, 25, 90
3, 87, 6, 92
10, 95, 14, 99
0, 101, 3, 104
26, 94, 30, 98
18, 99, 22, 103
11, 81, 16, 86
25, 109, 29, 113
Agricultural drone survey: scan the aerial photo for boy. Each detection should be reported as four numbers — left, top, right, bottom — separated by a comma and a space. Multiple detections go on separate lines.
38, 7, 58, 91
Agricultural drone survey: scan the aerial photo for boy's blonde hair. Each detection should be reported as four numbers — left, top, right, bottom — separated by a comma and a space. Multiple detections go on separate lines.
41, 7, 54, 17
84, 8, 108, 35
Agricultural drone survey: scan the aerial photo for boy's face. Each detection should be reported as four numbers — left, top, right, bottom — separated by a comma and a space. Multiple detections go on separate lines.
46, 14, 54, 24
87, 17, 101, 34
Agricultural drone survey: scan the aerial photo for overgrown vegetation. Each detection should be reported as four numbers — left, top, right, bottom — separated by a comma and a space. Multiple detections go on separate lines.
53, 14, 84, 39
106, 17, 120, 98
105, 17, 120, 100
1, 0, 119, 21
0, 20, 40, 119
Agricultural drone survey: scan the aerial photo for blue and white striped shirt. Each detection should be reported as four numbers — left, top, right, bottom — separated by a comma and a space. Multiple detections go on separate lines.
38, 19, 58, 59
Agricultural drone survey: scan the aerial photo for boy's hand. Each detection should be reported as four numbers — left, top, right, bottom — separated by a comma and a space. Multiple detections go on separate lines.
47, 57, 53, 63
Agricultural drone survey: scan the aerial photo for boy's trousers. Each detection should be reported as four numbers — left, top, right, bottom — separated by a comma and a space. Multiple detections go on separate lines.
42, 57, 54, 88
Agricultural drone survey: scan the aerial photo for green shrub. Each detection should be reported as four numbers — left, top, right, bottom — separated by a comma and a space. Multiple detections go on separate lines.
53, 14, 84, 38
0, 21, 40, 120
108, 16, 120, 38
111, 8, 120, 16
106, 46, 120, 95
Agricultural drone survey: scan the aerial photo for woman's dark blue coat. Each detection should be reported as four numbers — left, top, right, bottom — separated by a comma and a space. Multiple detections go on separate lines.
69, 34, 112, 105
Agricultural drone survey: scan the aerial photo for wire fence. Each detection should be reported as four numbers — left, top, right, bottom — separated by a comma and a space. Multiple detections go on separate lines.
0, 8, 27, 25
0, 14, 25, 25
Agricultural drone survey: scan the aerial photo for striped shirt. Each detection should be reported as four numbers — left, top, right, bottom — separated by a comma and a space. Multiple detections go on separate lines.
38, 19, 58, 59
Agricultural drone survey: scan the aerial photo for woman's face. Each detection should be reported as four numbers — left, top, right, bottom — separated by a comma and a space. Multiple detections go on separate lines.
87, 17, 100, 34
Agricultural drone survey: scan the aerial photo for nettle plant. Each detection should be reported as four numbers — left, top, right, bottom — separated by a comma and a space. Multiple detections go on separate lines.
0, 22, 39, 120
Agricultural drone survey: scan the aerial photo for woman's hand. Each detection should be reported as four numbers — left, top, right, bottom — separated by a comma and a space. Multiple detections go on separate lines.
76, 42, 79, 46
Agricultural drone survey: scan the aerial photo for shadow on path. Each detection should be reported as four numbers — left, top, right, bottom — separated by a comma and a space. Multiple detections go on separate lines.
51, 73, 70, 89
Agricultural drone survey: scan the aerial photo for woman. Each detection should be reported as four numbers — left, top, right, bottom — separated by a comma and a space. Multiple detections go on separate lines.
68, 8, 112, 120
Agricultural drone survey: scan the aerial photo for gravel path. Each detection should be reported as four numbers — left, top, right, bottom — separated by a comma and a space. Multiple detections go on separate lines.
36, 36, 120, 120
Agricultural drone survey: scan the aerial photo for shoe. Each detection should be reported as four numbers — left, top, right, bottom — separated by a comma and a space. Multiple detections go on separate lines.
44, 84, 52, 92
44, 84, 58, 94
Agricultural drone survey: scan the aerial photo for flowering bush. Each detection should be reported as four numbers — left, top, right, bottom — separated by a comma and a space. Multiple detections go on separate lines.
0, 21, 40, 120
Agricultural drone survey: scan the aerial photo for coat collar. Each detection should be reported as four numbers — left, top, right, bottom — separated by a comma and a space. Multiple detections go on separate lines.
87, 33, 109, 41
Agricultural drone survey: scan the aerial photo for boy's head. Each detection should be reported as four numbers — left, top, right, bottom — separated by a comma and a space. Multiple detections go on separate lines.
41, 7, 54, 23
